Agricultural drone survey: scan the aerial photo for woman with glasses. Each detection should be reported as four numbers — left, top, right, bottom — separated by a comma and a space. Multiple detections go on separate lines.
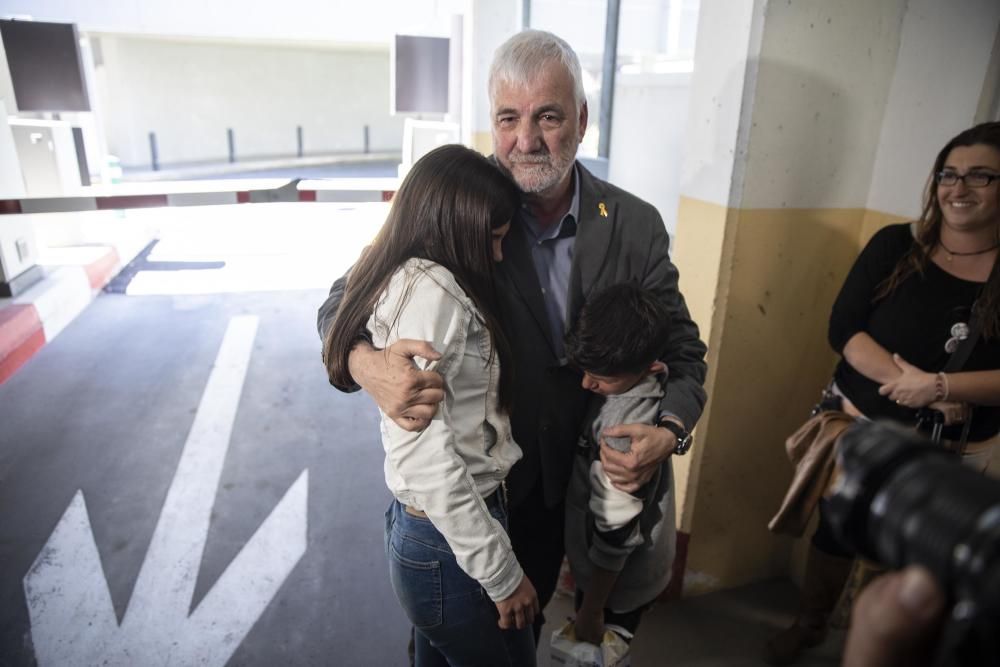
765, 121, 1000, 666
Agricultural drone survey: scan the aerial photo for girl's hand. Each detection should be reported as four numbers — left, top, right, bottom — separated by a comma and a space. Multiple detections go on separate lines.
495, 576, 539, 630
878, 355, 937, 408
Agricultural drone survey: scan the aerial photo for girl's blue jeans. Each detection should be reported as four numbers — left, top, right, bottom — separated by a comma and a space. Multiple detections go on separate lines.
384, 493, 537, 667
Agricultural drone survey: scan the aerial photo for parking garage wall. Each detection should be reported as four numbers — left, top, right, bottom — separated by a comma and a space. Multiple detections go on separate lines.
93, 35, 405, 169
673, 0, 1000, 596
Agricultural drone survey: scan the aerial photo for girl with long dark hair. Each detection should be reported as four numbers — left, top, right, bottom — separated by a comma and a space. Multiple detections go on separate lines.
323, 144, 539, 666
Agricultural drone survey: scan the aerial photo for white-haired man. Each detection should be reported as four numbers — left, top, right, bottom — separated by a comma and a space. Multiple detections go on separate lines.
318, 29, 707, 646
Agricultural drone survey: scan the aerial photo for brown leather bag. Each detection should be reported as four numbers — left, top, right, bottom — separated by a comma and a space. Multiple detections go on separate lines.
768, 410, 855, 537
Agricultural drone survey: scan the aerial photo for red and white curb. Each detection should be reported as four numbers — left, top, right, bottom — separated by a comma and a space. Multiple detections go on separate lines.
0, 246, 121, 384
0, 304, 45, 385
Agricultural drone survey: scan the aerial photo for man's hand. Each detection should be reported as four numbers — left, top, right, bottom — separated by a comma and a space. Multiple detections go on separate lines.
348, 339, 445, 431
599, 423, 674, 493
495, 576, 540, 630
843, 566, 946, 667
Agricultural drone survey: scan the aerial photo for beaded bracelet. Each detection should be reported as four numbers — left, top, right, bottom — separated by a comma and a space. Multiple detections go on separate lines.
935, 372, 950, 401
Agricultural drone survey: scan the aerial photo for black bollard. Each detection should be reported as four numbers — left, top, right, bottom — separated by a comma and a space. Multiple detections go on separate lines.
149, 131, 159, 171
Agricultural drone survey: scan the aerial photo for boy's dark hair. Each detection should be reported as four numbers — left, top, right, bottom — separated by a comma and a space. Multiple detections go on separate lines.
565, 282, 670, 376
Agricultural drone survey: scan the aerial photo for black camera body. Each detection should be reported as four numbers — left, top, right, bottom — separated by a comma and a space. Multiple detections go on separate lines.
826, 421, 1000, 667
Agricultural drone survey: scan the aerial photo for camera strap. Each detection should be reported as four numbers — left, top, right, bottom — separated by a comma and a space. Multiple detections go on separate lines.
941, 306, 982, 375
919, 305, 982, 451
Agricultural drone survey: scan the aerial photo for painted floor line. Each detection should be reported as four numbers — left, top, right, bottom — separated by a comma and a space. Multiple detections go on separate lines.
23, 315, 310, 666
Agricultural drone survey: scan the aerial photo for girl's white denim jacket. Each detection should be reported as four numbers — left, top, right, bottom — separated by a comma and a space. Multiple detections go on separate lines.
368, 258, 524, 602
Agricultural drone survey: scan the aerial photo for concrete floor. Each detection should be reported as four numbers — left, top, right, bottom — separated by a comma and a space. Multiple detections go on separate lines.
0, 285, 847, 666
0, 200, 845, 665
537, 581, 844, 667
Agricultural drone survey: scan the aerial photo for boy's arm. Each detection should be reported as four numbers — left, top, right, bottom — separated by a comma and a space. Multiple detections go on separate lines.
575, 397, 651, 643
588, 393, 656, 567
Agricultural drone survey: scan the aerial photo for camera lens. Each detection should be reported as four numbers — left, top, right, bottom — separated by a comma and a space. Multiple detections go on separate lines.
828, 421, 1000, 586
826, 421, 1000, 666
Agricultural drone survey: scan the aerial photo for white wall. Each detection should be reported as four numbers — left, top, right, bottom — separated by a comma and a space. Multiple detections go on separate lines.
608, 71, 690, 234
678, 0, 999, 216
738, 0, 907, 209
677, 0, 765, 209
95, 35, 404, 167
0, 0, 466, 46
866, 0, 1000, 218
979, 27, 1000, 123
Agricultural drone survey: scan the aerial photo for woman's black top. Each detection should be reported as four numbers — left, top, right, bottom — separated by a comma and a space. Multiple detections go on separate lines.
829, 223, 1000, 442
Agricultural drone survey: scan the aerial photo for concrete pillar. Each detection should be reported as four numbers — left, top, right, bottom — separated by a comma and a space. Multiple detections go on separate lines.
672, 0, 1000, 595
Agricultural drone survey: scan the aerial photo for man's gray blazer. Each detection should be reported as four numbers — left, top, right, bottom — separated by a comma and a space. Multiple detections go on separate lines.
317, 161, 707, 509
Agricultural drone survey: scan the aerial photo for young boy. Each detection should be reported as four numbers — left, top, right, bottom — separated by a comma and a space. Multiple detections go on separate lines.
563, 282, 678, 645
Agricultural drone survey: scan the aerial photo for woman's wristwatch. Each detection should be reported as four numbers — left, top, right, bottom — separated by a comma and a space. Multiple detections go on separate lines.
657, 418, 693, 455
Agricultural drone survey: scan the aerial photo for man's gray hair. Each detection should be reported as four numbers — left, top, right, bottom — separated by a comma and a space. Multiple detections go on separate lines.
489, 30, 586, 109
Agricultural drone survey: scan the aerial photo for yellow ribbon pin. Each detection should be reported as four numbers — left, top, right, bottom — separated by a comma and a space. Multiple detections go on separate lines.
598, 202, 608, 218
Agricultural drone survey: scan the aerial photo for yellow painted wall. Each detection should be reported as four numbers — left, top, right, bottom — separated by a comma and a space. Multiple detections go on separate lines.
674, 195, 883, 593
672, 196, 734, 535
860, 208, 909, 245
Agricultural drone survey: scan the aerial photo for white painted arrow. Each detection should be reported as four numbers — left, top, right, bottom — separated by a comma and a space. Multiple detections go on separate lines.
23, 315, 309, 666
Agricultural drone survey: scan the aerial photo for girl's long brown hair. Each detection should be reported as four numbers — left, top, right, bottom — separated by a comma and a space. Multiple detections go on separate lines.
875, 121, 1000, 339
322, 144, 520, 410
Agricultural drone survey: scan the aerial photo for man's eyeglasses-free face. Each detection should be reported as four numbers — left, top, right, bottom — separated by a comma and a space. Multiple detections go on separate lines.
935, 170, 1000, 188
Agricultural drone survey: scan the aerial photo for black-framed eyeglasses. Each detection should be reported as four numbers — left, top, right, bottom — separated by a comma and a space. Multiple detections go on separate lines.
935, 170, 1000, 188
